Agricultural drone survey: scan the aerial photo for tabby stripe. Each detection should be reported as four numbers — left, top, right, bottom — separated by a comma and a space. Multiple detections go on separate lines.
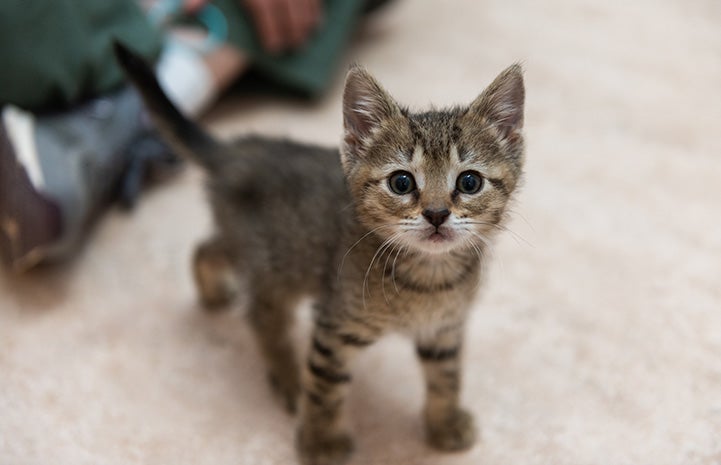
306, 390, 343, 412
488, 178, 508, 196
306, 390, 326, 407
308, 361, 351, 383
346, 314, 383, 333
311, 377, 333, 394
417, 346, 460, 361
362, 178, 385, 192
312, 337, 335, 358
428, 381, 451, 395
315, 319, 339, 331
440, 371, 460, 389
338, 332, 373, 347
393, 275, 456, 293
436, 323, 462, 335
394, 260, 477, 293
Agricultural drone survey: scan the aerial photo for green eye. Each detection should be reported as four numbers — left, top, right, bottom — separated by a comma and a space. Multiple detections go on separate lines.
456, 171, 484, 194
389, 171, 416, 195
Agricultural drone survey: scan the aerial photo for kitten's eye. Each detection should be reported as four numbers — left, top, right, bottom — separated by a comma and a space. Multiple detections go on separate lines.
456, 171, 484, 194
388, 171, 416, 195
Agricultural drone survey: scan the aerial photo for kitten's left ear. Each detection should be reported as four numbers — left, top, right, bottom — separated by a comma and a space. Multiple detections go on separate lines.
342, 66, 402, 168
469, 64, 525, 144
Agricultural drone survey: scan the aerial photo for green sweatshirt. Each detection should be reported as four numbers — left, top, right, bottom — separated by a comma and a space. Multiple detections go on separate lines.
0, 0, 363, 112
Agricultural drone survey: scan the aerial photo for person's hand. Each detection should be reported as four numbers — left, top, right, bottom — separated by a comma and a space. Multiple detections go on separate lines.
243, 0, 322, 53
183, 0, 210, 13
182, 0, 322, 53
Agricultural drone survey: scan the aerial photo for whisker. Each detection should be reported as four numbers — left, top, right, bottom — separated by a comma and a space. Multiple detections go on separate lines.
381, 235, 404, 304
508, 208, 535, 232
337, 224, 398, 281
467, 230, 506, 280
459, 220, 533, 248
391, 243, 407, 294
462, 235, 487, 293
362, 234, 399, 310
460, 227, 493, 249
467, 229, 499, 264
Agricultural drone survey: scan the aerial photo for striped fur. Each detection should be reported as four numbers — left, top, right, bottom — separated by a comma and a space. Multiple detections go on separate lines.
115, 43, 524, 465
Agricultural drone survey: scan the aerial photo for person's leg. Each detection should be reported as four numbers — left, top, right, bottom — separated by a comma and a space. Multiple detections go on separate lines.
0, 37, 250, 272
0, 113, 62, 271
156, 36, 248, 116
0, 86, 153, 271
0, 0, 252, 272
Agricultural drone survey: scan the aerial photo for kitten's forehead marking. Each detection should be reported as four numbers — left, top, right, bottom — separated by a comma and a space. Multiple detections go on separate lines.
447, 145, 462, 188
410, 144, 426, 188
410, 144, 423, 165
386, 144, 422, 170
408, 110, 463, 160
458, 149, 503, 179
450, 144, 461, 165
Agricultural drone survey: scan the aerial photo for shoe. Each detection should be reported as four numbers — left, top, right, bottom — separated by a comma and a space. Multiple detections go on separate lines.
0, 87, 178, 272
0, 108, 62, 271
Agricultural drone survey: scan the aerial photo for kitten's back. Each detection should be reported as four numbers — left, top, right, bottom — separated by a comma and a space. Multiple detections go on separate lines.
114, 41, 352, 295
208, 135, 349, 295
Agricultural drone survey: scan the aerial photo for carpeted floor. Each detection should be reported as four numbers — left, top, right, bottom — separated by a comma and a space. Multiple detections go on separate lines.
2, 1, 720, 464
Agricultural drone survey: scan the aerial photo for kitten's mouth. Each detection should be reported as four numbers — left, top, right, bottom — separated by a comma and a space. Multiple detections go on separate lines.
410, 227, 459, 253
427, 229, 452, 243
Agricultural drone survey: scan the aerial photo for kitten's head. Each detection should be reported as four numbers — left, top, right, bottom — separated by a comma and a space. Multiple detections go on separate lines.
341, 64, 525, 255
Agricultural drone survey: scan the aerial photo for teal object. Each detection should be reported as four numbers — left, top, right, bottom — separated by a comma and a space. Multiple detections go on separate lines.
211, 0, 365, 97
150, 0, 228, 53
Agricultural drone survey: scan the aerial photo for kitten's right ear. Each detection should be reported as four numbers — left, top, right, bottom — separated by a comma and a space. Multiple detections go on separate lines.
469, 64, 525, 146
342, 66, 401, 168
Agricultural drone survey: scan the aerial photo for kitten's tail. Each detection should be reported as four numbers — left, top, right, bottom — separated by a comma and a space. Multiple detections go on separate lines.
113, 41, 225, 172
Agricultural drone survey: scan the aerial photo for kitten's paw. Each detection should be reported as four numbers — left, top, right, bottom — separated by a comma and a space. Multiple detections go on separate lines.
192, 242, 237, 310
268, 371, 300, 414
425, 407, 477, 451
296, 428, 355, 465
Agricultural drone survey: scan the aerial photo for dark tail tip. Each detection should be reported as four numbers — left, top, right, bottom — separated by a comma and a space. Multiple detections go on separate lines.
112, 40, 223, 171
113, 40, 156, 88
112, 40, 133, 69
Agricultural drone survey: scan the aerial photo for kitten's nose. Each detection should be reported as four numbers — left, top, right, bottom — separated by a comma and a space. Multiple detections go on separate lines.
423, 208, 451, 227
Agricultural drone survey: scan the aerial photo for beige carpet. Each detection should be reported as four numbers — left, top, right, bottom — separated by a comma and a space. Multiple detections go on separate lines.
2, 0, 720, 464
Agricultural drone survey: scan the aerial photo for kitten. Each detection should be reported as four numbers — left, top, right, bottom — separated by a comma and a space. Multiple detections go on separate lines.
114, 43, 524, 465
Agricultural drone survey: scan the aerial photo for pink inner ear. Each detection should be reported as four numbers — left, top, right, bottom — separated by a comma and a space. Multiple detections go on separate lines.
342, 68, 400, 148
343, 119, 363, 154
343, 84, 383, 146
494, 101, 523, 140
472, 65, 525, 140
344, 101, 375, 139
487, 84, 524, 137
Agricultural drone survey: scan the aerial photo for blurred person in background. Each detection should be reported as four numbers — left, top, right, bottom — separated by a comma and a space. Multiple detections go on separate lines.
0, 0, 389, 272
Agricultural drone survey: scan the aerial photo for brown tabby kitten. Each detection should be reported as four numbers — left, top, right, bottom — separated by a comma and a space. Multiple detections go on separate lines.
115, 43, 524, 465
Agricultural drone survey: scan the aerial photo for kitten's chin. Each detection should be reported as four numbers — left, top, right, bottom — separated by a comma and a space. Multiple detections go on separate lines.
407, 229, 462, 255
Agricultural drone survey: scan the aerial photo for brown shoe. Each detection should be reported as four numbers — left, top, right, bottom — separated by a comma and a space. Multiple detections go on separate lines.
0, 108, 62, 272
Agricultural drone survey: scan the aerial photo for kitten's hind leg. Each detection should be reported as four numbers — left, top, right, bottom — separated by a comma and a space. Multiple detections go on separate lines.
192, 237, 238, 310
248, 293, 300, 413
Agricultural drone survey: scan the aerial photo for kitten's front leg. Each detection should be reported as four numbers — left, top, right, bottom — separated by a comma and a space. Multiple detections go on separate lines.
416, 323, 477, 451
296, 317, 378, 465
